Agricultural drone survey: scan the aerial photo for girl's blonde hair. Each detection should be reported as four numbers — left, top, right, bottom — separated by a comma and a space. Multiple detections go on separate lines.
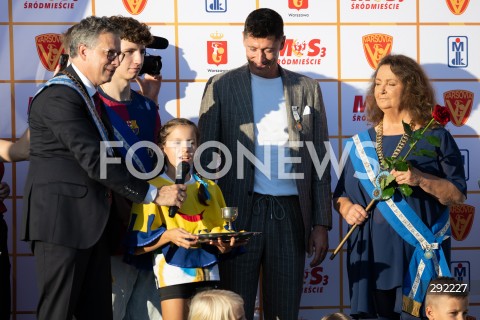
188, 289, 245, 320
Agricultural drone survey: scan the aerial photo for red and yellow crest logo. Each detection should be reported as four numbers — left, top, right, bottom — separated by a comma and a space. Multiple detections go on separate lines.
207, 31, 227, 66
362, 33, 393, 70
35, 33, 66, 72
127, 120, 140, 135
443, 90, 473, 127
450, 204, 475, 241
122, 0, 148, 15
446, 0, 470, 15
289, 0, 308, 10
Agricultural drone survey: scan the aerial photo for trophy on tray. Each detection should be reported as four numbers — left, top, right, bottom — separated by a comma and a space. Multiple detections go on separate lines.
221, 207, 238, 232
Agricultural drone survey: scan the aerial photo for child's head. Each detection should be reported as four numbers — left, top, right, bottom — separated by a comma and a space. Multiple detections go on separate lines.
425, 277, 469, 320
159, 118, 199, 170
188, 289, 245, 320
321, 312, 351, 320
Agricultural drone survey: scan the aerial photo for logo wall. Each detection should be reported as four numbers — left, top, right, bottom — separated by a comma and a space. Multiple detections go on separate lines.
35, 33, 66, 72
207, 31, 227, 66
362, 33, 393, 69
451, 261, 470, 285
279, 38, 326, 66
443, 90, 473, 127
206, 0, 227, 12
448, 36, 468, 68
445, 0, 470, 15
352, 95, 367, 122
122, 0, 148, 15
449, 204, 475, 241
303, 266, 329, 294
289, 0, 308, 10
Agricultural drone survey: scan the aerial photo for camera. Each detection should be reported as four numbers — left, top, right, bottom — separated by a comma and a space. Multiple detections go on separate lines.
139, 36, 169, 76
139, 55, 162, 76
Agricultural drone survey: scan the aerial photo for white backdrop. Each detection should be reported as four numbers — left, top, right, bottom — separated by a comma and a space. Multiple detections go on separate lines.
1, 0, 479, 319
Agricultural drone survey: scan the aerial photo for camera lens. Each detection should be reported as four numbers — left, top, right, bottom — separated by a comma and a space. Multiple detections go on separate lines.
139, 55, 162, 75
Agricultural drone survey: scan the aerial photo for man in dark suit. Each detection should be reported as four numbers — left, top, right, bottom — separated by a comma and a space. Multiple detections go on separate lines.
21, 16, 186, 320
0, 164, 11, 320
198, 8, 332, 320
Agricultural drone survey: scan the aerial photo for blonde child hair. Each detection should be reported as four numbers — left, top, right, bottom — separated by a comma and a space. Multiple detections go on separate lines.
321, 312, 352, 320
188, 289, 245, 320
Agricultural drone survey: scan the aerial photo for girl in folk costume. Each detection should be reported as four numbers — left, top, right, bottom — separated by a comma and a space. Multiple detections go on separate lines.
126, 118, 237, 320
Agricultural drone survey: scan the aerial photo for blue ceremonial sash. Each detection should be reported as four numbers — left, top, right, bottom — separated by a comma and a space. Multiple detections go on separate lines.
350, 131, 451, 317
32, 75, 114, 156
103, 106, 153, 174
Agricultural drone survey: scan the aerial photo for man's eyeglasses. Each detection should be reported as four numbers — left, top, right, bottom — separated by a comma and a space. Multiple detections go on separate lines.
101, 49, 125, 63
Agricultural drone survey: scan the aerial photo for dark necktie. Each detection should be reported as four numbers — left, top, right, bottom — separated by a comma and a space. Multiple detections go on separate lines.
92, 92, 103, 117
0, 163, 6, 214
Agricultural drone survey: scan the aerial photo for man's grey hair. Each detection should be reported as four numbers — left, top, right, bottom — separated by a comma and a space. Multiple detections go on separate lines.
66, 16, 120, 58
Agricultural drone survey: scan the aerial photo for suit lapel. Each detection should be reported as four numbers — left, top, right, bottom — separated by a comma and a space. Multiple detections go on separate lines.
236, 66, 255, 152
281, 67, 301, 150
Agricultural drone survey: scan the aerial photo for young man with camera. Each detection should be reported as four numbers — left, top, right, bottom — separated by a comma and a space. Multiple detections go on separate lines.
97, 15, 167, 320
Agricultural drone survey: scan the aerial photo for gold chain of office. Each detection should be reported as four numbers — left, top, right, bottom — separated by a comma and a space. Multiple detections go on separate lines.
375, 120, 413, 169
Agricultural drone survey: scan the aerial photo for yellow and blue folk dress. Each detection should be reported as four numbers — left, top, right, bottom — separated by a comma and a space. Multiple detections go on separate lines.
127, 173, 226, 289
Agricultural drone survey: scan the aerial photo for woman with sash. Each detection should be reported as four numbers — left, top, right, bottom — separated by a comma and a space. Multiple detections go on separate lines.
333, 54, 466, 319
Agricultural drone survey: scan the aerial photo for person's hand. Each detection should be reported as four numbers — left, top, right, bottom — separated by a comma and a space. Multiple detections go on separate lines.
343, 203, 368, 226
391, 167, 422, 187
307, 225, 328, 267
0, 182, 11, 201
154, 184, 187, 208
136, 74, 162, 103
208, 236, 245, 254
164, 228, 198, 249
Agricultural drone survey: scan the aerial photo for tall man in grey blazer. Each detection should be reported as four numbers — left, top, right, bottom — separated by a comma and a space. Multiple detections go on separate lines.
198, 8, 332, 320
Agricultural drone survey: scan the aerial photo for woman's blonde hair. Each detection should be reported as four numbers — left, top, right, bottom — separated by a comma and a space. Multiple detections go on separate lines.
188, 289, 245, 320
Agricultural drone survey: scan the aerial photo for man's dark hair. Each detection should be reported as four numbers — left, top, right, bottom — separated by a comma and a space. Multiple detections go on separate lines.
243, 8, 284, 40
66, 16, 120, 58
109, 15, 153, 46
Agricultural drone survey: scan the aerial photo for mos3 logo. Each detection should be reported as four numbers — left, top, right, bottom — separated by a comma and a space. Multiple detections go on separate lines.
303, 266, 329, 294
278, 38, 326, 66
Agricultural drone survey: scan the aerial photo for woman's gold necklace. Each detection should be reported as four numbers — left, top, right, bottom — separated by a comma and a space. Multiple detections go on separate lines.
375, 120, 411, 169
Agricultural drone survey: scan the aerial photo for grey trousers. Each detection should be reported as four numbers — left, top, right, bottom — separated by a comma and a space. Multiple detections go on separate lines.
219, 194, 305, 320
